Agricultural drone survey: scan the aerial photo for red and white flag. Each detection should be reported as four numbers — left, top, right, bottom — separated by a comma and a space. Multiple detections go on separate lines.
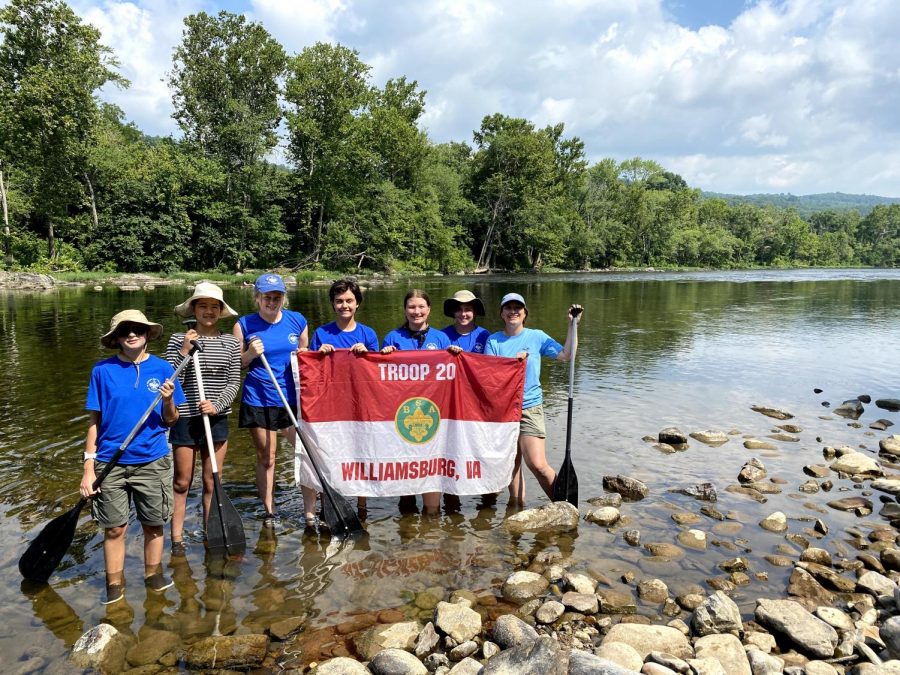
293, 350, 524, 496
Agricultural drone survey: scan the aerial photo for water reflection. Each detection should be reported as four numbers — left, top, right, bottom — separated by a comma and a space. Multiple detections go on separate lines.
2, 271, 900, 670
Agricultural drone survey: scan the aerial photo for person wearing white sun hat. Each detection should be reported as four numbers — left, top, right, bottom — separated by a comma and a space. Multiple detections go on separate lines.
165, 282, 240, 555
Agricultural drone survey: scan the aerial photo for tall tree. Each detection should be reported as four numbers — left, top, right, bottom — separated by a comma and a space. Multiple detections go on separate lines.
284, 43, 372, 263
169, 10, 286, 270
0, 0, 125, 260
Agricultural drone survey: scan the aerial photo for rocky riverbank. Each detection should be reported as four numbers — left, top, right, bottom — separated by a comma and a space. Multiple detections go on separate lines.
60, 394, 900, 674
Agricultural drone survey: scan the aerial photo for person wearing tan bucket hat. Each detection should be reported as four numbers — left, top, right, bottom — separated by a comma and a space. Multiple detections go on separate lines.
441, 290, 489, 355
81, 309, 186, 604
165, 282, 240, 555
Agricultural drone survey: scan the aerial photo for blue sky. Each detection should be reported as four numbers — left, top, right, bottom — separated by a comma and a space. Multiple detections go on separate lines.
19, 0, 900, 196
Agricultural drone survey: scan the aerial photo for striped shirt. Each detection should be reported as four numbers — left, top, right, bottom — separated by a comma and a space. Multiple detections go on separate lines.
165, 333, 241, 417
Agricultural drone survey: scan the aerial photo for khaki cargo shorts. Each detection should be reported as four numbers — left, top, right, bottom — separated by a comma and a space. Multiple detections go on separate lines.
519, 404, 546, 438
91, 454, 174, 528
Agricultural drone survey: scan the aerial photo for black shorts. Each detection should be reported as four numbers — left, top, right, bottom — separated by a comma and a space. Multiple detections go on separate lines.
238, 403, 297, 431
169, 414, 230, 446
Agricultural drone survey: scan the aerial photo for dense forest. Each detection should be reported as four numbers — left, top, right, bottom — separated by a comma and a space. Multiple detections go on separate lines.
1, 0, 898, 275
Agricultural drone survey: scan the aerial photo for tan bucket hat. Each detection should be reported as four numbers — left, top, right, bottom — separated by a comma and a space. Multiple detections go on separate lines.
443, 290, 485, 317
174, 281, 237, 318
100, 310, 163, 349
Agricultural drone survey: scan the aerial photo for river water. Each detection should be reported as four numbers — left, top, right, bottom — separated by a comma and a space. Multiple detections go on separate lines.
1, 269, 899, 671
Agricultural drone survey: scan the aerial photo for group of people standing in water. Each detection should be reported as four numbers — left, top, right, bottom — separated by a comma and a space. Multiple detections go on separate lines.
78, 272, 582, 604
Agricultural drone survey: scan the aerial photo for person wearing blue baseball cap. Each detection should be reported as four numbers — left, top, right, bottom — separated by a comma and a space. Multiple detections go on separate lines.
486, 293, 583, 506
233, 273, 313, 526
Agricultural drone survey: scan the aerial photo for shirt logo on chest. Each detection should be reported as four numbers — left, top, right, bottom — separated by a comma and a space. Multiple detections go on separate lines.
147, 378, 161, 393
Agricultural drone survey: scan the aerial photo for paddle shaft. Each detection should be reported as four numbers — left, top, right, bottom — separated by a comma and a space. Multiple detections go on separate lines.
254, 345, 357, 531
563, 313, 579, 459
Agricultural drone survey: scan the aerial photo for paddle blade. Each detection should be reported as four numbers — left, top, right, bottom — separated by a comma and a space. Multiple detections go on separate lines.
321, 484, 364, 537
18, 500, 87, 583
552, 457, 578, 506
205, 476, 246, 556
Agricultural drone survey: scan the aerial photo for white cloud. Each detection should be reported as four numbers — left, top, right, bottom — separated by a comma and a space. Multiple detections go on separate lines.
26, 0, 900, 195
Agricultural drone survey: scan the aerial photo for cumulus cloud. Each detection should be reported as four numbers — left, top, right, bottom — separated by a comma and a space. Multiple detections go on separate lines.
24, 0, 900, 194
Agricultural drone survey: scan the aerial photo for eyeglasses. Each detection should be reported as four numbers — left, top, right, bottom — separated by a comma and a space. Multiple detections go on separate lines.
115, 323, 149, 338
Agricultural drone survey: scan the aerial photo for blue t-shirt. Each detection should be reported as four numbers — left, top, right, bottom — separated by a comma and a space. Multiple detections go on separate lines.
238, 309, 308, 406
486, 328, 563, 408
311, 321, 379, 351
382, 326, 451, 351
85, 355, 186, 464
441, 325, 489, 353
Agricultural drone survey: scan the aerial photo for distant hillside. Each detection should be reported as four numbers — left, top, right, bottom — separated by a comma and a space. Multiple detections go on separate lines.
701, 191, 900, 219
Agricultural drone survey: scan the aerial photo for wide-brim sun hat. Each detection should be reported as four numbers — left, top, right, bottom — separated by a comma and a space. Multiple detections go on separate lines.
100, 309, 163, 349
174, 281, 237, 318
255, 273, 287, 294
443, 290, 485, 317
500, 292, 527, 309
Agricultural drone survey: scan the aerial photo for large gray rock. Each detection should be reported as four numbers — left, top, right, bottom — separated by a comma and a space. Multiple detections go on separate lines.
501, 571, 550, 604
603, 475, 649, 500
70, 624, 132, 674
694, 633, 751, 675
492, 613, 539, 649
369, 648, 428, 675
829, 452, 883, 476
738, 458, 767, 484
595, 641, 644, 671
184, 634, 269, 670
314, 657, 370, 674
745, 648, 784, 675
506, 501, 580, 532
882, 616, 900, 660
833, 399, 864, 419
586, 506, 621, 526
754, 599, 838, 659
691, 591, 743, 636
569, 651, 637, 674
602, 623, 693, 660
434, 601, 481, 643
353, 621, 423, 660
857, 570, 896, 598
481, 635, 566, 675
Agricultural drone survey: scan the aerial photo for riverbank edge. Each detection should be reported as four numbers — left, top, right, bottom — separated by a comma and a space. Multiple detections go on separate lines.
0, 264, 878, 291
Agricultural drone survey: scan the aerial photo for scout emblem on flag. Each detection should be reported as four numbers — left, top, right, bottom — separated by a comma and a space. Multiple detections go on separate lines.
396, 398, 440, 444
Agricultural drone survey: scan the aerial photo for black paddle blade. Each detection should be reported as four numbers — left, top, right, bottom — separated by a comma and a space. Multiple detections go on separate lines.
552, 457, 578, 506
18, 500, 88, 583
205, 476, 246, 556
321, 486, 364, 537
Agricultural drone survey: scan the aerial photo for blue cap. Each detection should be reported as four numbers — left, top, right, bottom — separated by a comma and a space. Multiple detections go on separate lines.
500, 292, 526, 308
255, 273, 287, 294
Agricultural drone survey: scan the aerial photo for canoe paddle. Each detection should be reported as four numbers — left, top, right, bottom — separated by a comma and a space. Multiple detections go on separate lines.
19, 341, 202, 584
552, 305, 583, 506
255, 345, 363, 537
184, 320, 246, 556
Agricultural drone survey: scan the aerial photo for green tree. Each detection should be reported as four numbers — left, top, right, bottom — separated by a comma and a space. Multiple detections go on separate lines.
168, 10, 286, 270
0, 0, 125, 261
284, 43, 372, 263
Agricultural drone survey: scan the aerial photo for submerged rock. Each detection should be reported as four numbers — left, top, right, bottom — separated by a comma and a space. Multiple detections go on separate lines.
738, 458, 767, 483
751, 405, 794, 420
70, 624, 132, 674
669, 482, 717, 502
184, 634, 269, 670
585, 506, 620, 526
876, 399, 900, 412
743, 439, 777, 450
690, 430, 729, 446
603, 474, 649, 500
833, 399, 864, 419
826, 496, 873, 514
505, 501, 579, 532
